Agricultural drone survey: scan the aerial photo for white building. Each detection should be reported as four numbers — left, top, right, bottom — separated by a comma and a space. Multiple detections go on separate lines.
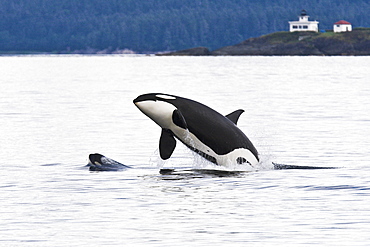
289, 10, 319, 32
334, 20, 352, 32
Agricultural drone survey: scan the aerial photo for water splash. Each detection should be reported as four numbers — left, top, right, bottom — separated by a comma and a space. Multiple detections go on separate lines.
149, 148, 166, 168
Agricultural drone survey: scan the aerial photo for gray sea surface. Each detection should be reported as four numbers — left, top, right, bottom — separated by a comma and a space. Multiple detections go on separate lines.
1, 55, 370, 246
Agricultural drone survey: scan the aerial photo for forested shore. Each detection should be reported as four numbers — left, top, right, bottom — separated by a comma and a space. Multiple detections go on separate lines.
0, 0, 369, 53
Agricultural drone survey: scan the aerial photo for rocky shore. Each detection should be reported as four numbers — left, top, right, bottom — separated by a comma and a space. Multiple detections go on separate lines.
158, 29, 370, 56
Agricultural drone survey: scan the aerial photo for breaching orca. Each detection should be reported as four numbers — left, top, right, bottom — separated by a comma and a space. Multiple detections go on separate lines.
133, 93, 259, 168
88, 153, 131, 171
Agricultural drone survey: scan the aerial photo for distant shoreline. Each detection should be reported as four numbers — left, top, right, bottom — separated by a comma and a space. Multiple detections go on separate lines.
2, 28, 370, 56
0, 48, 139, 56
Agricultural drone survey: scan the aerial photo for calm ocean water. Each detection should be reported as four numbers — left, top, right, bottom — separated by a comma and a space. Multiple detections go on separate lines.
1, 55, 370, 246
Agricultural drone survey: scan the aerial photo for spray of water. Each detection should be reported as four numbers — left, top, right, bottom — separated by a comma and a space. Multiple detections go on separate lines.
149, 128, 276, 172
149, 148, 166, 168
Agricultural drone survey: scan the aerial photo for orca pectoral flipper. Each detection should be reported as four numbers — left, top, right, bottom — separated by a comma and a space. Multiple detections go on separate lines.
225, 109, 244, 125
159, 129, 177, 159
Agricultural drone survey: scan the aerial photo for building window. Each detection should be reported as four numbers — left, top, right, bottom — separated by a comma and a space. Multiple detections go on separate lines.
303, 25, 308, 29
293, 25, 298, 29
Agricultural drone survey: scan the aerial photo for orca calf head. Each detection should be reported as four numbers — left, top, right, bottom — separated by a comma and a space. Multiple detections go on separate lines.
88, 153, 130, 171
89, 153, 104, 165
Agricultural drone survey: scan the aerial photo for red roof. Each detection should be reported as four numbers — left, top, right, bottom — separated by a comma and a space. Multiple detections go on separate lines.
334, 20, 351, 25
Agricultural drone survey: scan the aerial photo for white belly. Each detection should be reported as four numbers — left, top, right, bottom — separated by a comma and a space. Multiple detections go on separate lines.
171, 126, 258, 168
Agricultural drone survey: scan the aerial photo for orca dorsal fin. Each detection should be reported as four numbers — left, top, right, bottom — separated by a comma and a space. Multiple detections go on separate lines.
225, 109, 244, 125
159, 129, 177, 159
